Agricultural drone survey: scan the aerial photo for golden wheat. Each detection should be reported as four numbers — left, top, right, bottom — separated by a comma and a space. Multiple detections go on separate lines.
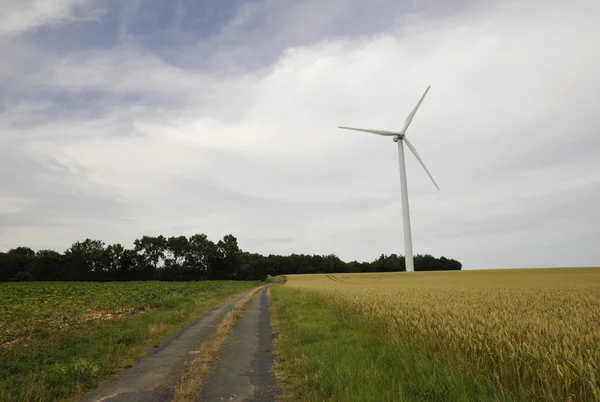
284, 268, 600, 401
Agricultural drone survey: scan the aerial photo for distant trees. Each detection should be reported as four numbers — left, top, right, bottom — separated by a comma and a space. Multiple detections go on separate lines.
0, 247, 35, 281
0, 233, 461, 282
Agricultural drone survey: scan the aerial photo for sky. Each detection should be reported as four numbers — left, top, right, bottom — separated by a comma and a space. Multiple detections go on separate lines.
1, 0, 599, 269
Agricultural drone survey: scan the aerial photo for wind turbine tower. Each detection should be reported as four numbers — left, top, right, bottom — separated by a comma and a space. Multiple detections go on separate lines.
338, 86, 438, 272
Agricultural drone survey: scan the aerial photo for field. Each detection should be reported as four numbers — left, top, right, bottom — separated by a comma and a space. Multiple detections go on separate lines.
0, 281, 259, 401
270, 268, 600, 401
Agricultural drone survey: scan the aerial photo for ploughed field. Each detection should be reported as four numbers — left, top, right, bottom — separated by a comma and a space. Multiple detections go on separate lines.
272, 268, 600, 401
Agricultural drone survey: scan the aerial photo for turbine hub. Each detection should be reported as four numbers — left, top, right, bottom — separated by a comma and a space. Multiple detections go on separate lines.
393, 135, 403, 142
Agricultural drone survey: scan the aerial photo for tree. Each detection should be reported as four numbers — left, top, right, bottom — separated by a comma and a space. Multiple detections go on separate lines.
64, 239, 107, 280
134, 235, 166, 274
105, 244, 142, 280
215, 235, 241, 279
164, 236, 189, 277
34, 250, 66, 280
187, 234, 220, 280
0, 252, 9, 281
0, 232, 461, 282
2, 247, 36, 281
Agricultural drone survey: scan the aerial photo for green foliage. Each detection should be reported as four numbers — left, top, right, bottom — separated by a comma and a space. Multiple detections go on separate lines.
270, 286, 502, 402
0, 281, 255, 349
116, 329, 138, 345
0, 233, 461, 283
0, 280, 258, 401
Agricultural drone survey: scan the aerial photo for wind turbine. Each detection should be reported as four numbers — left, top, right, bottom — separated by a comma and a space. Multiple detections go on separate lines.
338, 86, 438, 272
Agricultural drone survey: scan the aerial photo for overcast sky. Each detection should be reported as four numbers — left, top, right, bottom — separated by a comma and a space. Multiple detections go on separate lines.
1, 0, 599, 269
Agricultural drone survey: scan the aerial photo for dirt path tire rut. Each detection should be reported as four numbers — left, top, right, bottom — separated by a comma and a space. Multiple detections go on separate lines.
80, 287, 278, 402
198, 288, 278, 401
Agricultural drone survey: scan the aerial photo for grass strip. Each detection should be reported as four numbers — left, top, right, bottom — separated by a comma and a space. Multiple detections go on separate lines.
269, 286, 505, 402
172, 285, 264, 401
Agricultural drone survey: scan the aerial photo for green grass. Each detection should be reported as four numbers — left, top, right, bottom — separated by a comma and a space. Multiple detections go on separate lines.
269, 286, 517, 402
0, 281, 259, 401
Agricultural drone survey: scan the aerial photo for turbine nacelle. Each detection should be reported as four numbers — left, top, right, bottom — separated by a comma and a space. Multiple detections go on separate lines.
337, 85, 437, 191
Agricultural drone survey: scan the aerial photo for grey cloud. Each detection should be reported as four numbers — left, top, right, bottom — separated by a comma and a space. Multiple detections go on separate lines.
426, 184, 600, 270
0, 148, 82, 194
0, 0, 599, 270
263, 237, 294, 243
243, 237, 296, 251
168, 177, 398, 218
0, 146, 129, 231
0, 0, 95, 36
0, 193, 128, 229
123, 0, 478, 73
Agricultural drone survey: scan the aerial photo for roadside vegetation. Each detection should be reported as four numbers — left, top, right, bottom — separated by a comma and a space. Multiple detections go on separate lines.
270, 268, 600, 401
269, 286, 498, 401
0, 281, 258, 402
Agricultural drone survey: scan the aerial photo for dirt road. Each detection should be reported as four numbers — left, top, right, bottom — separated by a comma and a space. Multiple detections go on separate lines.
80, 287, 278, 402
198, 288, 278, 401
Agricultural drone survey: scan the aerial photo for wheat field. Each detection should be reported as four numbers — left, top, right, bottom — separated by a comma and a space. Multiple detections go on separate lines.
283, 268, 600, 401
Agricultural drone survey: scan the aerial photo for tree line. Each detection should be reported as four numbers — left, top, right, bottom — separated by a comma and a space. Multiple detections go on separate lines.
0, 233, 461, 282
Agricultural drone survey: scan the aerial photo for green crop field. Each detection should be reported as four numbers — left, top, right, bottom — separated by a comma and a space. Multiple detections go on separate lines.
0, 280, 259, 401
269, 268, 600, 401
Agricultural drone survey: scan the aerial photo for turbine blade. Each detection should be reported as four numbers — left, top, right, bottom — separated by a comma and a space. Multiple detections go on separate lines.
402, 85, 431, 133
403, 137, 439, 190
338, 126, 401, 137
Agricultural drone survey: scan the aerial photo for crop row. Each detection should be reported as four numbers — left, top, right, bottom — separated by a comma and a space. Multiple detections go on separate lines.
0, 281, 241, 346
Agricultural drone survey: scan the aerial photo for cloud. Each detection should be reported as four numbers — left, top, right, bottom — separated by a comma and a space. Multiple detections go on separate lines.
0, 0, 599, 269
0, 0, 99, 36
